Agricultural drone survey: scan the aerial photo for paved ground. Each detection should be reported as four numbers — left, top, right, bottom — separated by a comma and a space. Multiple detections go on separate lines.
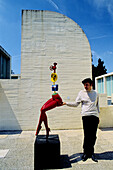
0, 128, 113, 170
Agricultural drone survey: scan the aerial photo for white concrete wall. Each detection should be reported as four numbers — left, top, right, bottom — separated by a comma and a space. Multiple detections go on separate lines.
99, 93, 107, 107
0, 10, 92, 130
99, 106, 113, 128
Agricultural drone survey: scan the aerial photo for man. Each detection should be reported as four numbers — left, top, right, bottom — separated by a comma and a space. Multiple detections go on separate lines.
63, 78, 100, 162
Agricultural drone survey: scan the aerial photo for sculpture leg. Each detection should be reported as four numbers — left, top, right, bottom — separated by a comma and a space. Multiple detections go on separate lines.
36, 98, 57, 136
43, 112, 51, 138
35, 111, 45, 135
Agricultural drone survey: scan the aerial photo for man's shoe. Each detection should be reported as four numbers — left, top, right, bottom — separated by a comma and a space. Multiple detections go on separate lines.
82, 154, 88, 161
92, 154, 98, 162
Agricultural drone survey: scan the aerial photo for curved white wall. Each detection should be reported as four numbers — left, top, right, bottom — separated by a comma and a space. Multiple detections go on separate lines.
0, 10, 92, 130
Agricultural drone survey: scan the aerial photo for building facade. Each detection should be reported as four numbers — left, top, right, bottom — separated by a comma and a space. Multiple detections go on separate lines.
0, 10, 92, 130
95, 72, 113, 105
0, 46, 11, 79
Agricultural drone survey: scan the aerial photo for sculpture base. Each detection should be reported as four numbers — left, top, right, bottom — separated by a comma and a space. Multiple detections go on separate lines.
34, 134, 60, 169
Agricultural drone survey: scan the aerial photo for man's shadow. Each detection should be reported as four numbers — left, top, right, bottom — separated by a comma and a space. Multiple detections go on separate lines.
68, 151, 113, 165
96, 151, 113, 160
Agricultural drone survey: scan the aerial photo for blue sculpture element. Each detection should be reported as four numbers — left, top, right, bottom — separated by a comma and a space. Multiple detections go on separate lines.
52, 84, 58, 91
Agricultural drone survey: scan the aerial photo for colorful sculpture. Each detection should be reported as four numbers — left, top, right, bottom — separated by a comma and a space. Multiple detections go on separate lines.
36, 63, 63, 138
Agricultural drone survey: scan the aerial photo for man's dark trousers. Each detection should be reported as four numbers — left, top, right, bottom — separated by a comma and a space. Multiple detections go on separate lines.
82, 115, 99, 157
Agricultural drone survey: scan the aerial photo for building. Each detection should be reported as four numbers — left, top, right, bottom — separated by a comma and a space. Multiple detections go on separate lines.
0, 10, 92, 130
0, 45, 11, 79
95, 72, 113, 105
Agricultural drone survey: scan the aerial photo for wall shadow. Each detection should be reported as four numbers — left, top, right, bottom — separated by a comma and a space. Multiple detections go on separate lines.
0, 130, 22, 135
0, 83, 22, 131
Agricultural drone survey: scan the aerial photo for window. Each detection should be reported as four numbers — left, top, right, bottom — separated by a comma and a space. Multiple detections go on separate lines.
112, 76, 113, 94
97, 78, 104, 94
0, 54, 10, 79
106, 76, 111, 96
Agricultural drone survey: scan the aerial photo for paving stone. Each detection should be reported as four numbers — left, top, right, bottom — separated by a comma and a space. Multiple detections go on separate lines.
0, 149, 9, 158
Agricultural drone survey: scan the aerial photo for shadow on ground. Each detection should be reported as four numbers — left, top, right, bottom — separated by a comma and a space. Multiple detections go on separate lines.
60, 155, 72, 168
96, 151, 113, 160
0, 130, 22, 135
100, 128, 113, 131
68, 151, 113, 165
69, 153, 83, 164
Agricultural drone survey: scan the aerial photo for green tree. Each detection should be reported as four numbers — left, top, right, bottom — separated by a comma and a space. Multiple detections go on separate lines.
92, 58, 107, 89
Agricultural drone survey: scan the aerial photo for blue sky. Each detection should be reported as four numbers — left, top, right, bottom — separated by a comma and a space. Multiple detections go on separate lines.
0, 0, 113, 74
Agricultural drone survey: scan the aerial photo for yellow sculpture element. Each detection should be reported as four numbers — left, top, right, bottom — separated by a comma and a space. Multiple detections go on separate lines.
51, 73, 58, 82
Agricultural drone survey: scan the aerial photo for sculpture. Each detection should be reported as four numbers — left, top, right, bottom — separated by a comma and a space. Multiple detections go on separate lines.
35, 63, 63, 139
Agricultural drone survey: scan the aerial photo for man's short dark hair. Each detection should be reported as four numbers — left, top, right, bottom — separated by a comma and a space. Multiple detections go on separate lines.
82, 78, 93, 85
